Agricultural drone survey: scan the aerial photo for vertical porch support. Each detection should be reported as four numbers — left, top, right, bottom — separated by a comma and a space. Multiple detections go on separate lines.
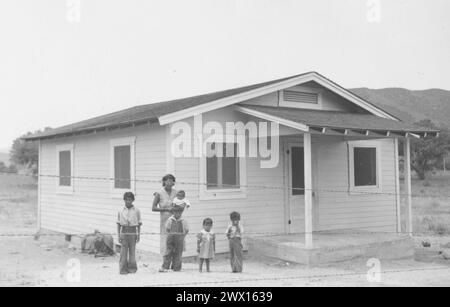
403, 137, 413, 236
394, 138, 401, 233
303, 132, 313, 248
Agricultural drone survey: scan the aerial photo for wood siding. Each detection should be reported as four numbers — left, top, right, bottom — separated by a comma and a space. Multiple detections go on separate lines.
314, 136, 397, 232
39, 124, 166, 252
38, 108, 398, 256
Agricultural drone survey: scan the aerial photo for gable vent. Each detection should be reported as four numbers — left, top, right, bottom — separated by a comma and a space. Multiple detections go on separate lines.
283, 90, 318, 104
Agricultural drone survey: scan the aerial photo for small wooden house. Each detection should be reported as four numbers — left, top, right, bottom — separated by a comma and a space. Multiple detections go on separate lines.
25, 72, 438, 261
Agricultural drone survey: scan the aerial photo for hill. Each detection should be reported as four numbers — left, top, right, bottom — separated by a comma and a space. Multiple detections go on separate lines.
350, 88, 450, 129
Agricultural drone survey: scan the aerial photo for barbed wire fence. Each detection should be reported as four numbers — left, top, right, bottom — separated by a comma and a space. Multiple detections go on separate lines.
0, 171, 449, 237
0, 171, 449, 285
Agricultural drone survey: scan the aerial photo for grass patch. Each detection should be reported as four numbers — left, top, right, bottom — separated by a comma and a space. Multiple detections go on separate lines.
0, 174, 37, 228
403, 171, 450, 235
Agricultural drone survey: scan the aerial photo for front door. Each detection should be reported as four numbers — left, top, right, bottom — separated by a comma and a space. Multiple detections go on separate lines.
285, 142, 317, 234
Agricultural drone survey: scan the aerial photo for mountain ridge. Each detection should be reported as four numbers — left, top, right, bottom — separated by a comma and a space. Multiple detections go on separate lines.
350, 87, 450, 130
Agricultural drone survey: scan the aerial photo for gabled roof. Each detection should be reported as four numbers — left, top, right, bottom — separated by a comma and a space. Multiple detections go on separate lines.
24, 72, 433, 141
24, 73, 311, 140
235, 105, 439, 137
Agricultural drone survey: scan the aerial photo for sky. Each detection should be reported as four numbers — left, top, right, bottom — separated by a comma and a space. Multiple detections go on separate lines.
0, 0, 449, 151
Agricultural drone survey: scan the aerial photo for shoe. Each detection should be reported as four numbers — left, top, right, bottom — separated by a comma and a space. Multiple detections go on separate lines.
158, 268, 168, 273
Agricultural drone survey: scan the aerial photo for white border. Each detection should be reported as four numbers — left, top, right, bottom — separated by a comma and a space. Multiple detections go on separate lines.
199, 141, 247, 201
347, 140, 382, 193
110, 136, 136, 198
56, 143, 74, 194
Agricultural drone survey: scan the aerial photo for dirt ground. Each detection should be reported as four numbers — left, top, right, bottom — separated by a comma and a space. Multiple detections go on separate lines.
1, 174, 450, 287
0, 228, 449, 287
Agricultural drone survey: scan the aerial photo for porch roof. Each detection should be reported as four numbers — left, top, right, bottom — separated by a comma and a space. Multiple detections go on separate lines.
236, 105, 439, 138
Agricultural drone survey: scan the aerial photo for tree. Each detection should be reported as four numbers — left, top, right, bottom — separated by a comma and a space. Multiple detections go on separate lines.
0, 162, 7, 173
410, 119, 450, 180
7, 164, 18, 174
10, 128, 51, 175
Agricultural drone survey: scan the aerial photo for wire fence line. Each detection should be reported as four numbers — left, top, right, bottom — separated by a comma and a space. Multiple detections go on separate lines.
0, 230, 449, 238
147, 266, 450, 287
1, 172, 449, 198
1, 171, 448, 238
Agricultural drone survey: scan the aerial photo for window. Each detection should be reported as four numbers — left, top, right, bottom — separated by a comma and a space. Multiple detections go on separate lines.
59, 151, 71, 186
200, 142, 246, 200
354, 147, 377, 186
348, 141, 381, 192
56, 144, 74, 193
206, 143, 240, 189
114, 145, 131, 189
110, 137, 135, 196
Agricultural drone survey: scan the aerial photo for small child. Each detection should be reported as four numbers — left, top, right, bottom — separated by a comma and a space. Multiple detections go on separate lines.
172, 190, 191, 252
172, 190, 191, 210
159, 204, 189, 272
197, 218, 215, 272
117, 192, 142, 275
226, 211, 243, 273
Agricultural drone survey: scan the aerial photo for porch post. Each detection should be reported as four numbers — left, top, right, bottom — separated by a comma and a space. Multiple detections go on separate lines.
394, 138, 401, 233
304, 132, 313, 248
404, 137, 413, 236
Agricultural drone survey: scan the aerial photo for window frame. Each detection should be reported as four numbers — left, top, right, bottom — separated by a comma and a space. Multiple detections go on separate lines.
199, 141, 247, 200
348, 140, 382, 193
56, 144, 74, 194
110, 137, 136, 198
279, 86, 323, 110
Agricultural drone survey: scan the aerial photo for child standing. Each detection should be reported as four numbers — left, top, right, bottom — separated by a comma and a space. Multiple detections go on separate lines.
117, 192, 142, 275
197, 218, 215, 272
159, 204, 189, 272
226, 211, 243, 273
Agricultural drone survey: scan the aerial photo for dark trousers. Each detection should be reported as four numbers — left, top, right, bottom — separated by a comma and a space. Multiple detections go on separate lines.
119, 227, 137, 274
229, 237, 243, 273
162, 234, 184, 271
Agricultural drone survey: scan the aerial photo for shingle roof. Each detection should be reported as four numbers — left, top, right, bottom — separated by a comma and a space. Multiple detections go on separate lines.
238, 105, 438, 134
23, 73, 312, 140
23, 71, 437, 141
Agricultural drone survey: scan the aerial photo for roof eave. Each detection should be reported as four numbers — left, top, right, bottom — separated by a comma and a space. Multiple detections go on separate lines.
22, 117, 159, 141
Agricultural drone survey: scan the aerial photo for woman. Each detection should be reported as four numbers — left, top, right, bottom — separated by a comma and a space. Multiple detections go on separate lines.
152, 174, 178, 256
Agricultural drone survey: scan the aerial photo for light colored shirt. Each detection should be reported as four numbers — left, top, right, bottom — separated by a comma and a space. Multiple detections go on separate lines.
117, 206, 142, 227
172, 197, 191, 209
226, 223, 243, 239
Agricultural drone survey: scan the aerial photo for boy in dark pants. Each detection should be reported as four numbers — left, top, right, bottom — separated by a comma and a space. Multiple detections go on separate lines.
117, 192, 142, 275
226, 211, 243, 273
159, 204, 189, 272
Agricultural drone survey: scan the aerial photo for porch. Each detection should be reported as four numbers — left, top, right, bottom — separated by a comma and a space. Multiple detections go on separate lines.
246, 231, 415, 265
236, 104, 438, 263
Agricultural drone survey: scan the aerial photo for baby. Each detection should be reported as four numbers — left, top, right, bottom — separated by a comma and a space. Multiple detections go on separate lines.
172, 190, 191, 210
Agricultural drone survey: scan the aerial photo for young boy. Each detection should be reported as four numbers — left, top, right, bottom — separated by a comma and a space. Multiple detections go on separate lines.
117, 192, 142, 275
226, 211, 243, 273
171, 190, 191, 210
159, 204, 189, 272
